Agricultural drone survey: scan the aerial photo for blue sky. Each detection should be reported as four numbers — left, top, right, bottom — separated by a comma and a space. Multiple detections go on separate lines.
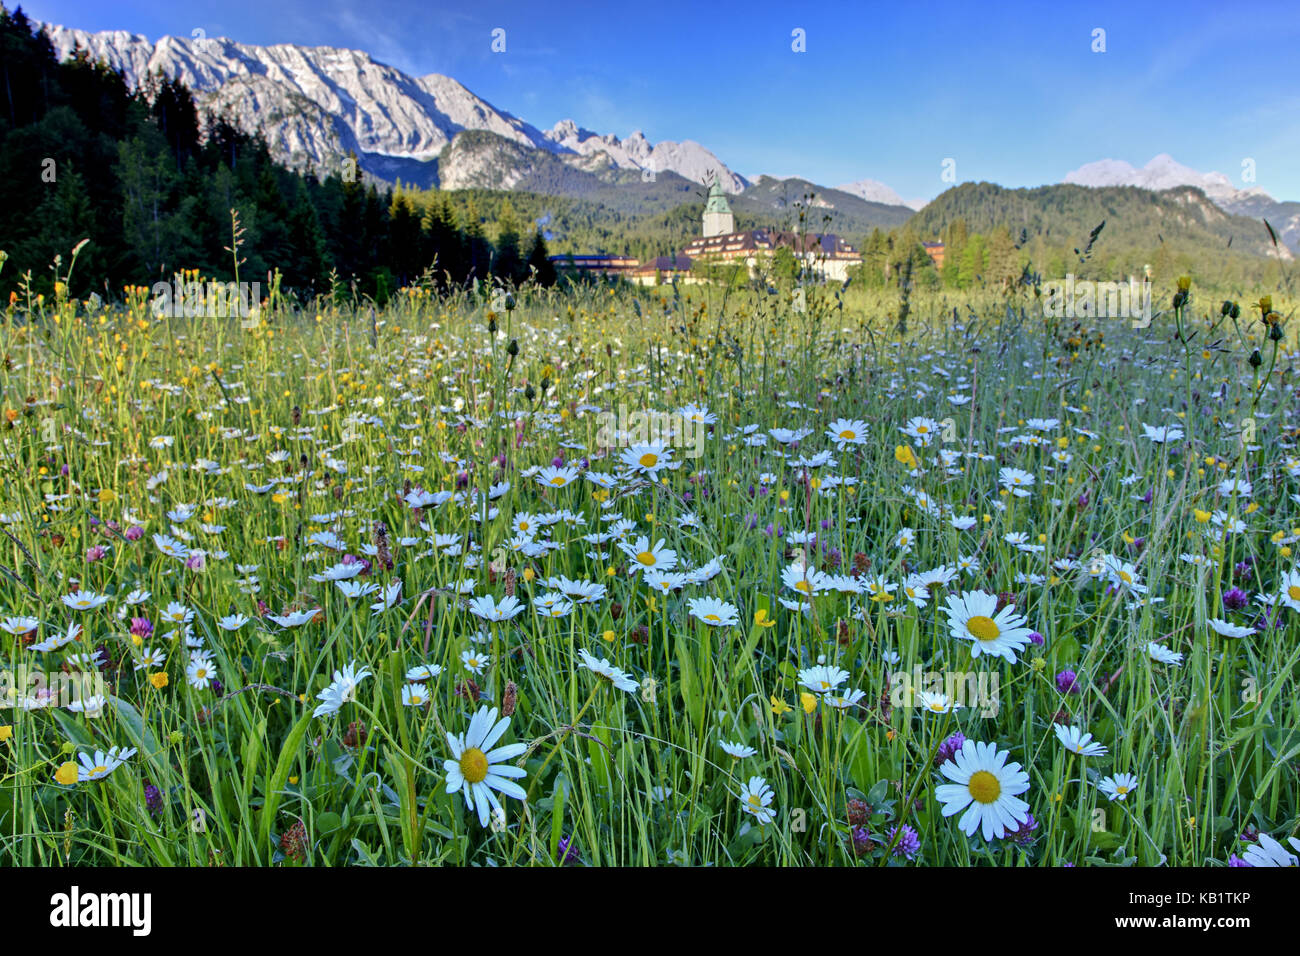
20, 0, 1300, 201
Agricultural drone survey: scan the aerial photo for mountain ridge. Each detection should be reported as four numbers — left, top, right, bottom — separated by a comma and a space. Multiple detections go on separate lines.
35, 20, 1299, 254
1064, 153, 1300, 251
40, 23, 750, 196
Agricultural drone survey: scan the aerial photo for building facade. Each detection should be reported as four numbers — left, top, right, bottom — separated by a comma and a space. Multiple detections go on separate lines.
552, 177, 863, 286
701, 178, 735, 237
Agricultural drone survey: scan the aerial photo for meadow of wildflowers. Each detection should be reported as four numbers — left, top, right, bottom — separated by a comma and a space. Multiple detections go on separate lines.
1, 275, 1298, 868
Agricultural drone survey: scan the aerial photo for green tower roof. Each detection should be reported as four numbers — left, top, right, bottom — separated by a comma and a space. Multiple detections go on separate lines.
704, 177, 731, 214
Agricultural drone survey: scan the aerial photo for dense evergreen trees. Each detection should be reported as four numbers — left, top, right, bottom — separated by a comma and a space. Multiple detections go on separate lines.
0, 5, 553, 304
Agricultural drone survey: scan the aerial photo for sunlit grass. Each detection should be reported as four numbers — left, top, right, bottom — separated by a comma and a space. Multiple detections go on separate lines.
1, 275, 1297, 866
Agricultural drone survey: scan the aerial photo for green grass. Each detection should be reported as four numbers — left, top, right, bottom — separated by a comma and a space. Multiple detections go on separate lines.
0, 274, 1297, 867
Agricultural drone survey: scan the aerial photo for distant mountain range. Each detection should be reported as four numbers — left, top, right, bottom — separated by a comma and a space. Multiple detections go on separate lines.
38, 21, 1300, 254
910, 181, 1291, 262
41, 24, 750, 194
835, 179, 929, 212
1063, 154, 1300, 252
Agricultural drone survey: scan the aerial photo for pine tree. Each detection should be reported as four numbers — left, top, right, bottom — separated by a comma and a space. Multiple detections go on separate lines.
985, 226, 1018, 292
525, 229, 556, 287
492, 200, 523, 285
958, 234, 987, 289
285, 178, 329, 289
147, 72, 200, 172
387, 193, 425, 285
461, 199, 491, 284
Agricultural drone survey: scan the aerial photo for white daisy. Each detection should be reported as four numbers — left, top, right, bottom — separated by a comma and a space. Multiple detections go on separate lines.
934, 739, 1031, 841
797, 664, 849, 694
1146, 641, 1183, 666
185, 656, 217, 690
618, 536, 678, 573
687, 596, 739, 627
1276, 569, 1300, 613
1208, 618, 1253, 639
74, 746, 138, 782
917, 691, 960, 714
1098, 773, 1138, 801
1240, 833, 1300, 867
442, 705, 528, 827
737, 775, 776, 825
578, 649, 637, 692
62, 591, 109, 611
312, 661, 372, 718
402, 684, 431, 708
719, 740, 757, 759
825, 418, 869, 449
620, 442, 673, 477
943, 590, 1034, 663
1054, 723, 1108, 757
466, 594, 525, 622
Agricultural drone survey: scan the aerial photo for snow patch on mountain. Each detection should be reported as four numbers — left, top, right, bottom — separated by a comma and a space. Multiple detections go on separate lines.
1065, 154, 1272, 207
1065, 153, 1297, 249
40, 22, 748, 192
836, 178, 927, 211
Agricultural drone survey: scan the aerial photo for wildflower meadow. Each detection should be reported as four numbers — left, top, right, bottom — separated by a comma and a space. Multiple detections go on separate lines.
2, 266, 1298, 869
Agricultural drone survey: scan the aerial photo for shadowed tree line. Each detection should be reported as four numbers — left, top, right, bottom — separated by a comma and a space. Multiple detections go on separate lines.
0, 5, 554, 304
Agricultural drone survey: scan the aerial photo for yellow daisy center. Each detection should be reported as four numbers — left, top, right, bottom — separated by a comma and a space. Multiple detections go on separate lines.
795, 580, 812, 593
967, 615, 1000, 642
704, 614, 720, 622
91, 765, 108, 776
1288, 585, 1300, 601
459, 747, 489, 784
636, 551, 656, 566
968, 770, 1001, 804
549, 476, 566, 486
917, 425, 929, 434
747, 794, 763, 808
839, 429, 856, 440
1116, 785, 1129, 795
1119, 570, 1132, 583
639, 452, 659, 468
